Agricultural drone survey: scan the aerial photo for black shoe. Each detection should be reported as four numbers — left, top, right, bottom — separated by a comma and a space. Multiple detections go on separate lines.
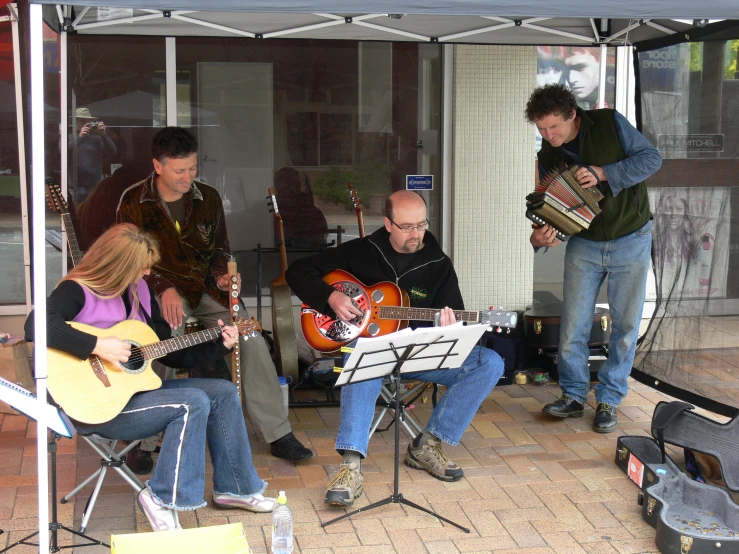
270, 432, 313, 461
593, 403, 619, 433
125, 445, 154, 475
542, 394, 585, 418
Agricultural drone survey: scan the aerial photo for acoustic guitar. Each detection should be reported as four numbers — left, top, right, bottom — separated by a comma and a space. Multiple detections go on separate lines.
45, 180, 84, 266
347, 183, 365, 238
301, 269, 517, 353
267, 188, 299, 381
46, 317, 261, 424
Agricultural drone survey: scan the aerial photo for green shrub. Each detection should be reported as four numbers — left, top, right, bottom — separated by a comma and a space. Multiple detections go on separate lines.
313, 163, 389, 208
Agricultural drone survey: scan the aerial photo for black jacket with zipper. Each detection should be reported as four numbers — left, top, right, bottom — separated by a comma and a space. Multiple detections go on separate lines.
285, 228, 464, 325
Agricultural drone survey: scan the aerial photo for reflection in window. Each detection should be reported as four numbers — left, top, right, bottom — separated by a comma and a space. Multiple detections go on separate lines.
66, 36, 167, 252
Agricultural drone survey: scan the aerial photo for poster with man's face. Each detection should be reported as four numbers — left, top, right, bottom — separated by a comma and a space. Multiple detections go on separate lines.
535, 46, 617, 152
537, 46, 616, 111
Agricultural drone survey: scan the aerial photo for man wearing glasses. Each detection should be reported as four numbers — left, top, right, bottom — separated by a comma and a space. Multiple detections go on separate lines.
286, 190, 504, 507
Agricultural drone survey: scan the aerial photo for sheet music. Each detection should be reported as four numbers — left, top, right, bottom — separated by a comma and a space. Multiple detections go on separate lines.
0, 377, 74, 438
336, 323, 487, 386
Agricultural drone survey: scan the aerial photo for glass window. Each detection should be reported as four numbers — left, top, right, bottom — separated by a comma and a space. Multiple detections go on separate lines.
65, 35, 167, 253
175, 38, 442, 297
0, 22, 25, 304
637, 39, 739, 302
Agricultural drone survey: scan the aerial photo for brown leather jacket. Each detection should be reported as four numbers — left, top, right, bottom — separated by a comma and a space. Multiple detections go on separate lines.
117, 172, 231, 309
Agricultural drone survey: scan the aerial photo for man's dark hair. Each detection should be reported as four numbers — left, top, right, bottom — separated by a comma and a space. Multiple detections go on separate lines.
151, 127, 198, 162
525, 84, 578, 123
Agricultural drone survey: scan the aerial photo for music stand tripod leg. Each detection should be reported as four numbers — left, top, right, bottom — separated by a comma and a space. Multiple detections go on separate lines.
322, 344, 470, 533
0, 433, 110, 553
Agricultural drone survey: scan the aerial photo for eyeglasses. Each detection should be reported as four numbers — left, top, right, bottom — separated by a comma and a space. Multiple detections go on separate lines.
390, 219, 429, 233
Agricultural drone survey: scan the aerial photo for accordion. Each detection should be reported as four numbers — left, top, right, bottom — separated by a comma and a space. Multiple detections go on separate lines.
525, 166, 604, 241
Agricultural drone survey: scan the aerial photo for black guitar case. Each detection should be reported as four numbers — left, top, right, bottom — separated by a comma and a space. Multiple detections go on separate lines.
523, 301, 611, 350
615, 401, 739, 553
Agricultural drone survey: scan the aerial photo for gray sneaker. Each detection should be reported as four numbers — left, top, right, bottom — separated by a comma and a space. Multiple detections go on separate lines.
325, 462, 363, 506
405, 437, 464, 482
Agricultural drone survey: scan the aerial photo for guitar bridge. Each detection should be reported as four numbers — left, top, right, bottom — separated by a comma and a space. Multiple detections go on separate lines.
90, 355, 111, 388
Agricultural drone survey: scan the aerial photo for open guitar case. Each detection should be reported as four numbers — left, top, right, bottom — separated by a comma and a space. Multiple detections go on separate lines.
615, 400, 739, 553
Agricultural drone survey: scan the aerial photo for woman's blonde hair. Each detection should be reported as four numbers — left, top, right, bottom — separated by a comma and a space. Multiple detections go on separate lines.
63, 223, 160, 317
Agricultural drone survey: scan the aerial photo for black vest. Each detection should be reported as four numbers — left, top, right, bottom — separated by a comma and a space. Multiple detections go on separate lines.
537, 109, 651, 241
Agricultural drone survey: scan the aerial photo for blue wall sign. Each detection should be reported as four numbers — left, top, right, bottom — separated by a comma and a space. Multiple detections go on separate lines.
406, 175, 433, 190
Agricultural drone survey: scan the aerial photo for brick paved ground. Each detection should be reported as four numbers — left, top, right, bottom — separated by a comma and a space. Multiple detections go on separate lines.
0, 379, 697, 553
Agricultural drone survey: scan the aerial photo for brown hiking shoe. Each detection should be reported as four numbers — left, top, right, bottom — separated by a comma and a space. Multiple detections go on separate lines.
405, 437, 464, 482
325, 462, 363, 506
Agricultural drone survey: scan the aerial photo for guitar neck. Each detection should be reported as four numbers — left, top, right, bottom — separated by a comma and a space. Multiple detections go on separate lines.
61, 213, 83, 266
356, 208, 365, 239
139, 327, 223, 360
378, 306, 480, 323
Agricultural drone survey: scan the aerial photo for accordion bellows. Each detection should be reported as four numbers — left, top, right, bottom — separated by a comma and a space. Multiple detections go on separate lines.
525, 166, 604, 240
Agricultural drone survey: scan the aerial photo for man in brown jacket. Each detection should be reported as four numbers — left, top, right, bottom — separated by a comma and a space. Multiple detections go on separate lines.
117, 127, 311, 465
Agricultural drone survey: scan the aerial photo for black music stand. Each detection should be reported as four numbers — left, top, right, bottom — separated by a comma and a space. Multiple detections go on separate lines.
321, 324, 486, 532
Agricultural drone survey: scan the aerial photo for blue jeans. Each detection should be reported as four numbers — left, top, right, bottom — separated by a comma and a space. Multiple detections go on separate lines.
336, 345, 504, 457
75, 379, 266, 511
559, 221, 652, 406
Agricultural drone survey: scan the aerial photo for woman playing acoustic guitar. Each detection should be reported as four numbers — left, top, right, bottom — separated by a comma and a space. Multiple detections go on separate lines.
25, 223, 276, 531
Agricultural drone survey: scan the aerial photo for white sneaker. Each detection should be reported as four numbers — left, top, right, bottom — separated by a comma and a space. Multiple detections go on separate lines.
213, 492, 277, 513
137, 488, 182, 531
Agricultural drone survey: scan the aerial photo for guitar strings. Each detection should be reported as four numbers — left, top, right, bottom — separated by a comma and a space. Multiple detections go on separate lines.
119, 326, 237, 365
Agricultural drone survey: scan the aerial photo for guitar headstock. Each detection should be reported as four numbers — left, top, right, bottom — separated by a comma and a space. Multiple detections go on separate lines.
234, 317, 262, 338
45, 179, 69, 215
266, 187, 282, 224
479, 308, 518, 331
347, 183, 361, 209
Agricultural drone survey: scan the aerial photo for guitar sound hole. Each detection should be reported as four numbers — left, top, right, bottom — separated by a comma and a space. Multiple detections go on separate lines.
121, 343, 146, 374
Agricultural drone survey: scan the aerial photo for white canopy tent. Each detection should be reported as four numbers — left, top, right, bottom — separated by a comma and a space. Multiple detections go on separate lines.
23, 1, 739, 551
40, 5, 725, 45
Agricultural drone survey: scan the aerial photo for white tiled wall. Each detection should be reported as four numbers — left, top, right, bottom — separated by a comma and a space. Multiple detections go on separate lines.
452, 45, 537, 311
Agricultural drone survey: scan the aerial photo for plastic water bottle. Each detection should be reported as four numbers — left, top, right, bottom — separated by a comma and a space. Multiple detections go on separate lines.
271, 490, 293, 554
278, 376, 291, 418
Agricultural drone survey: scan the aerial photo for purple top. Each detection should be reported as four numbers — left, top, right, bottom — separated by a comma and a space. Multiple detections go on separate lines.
72, 278, 152, 329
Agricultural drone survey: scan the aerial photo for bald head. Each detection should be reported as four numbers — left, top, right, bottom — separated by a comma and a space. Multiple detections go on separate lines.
384, 191, 428, 254
385, 190, 427, 221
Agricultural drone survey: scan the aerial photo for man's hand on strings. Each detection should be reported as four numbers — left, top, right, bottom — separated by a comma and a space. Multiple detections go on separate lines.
438, 306, 457, 327
530, 224, 561, 248
574, 165, 605, 189
328, 290, 364, 322
218, 319, 239, 349
93, 336, 131, 370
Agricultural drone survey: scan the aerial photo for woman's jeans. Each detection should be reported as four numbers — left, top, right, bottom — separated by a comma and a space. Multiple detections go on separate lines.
336, 345, 504, 458
75, 378, 266, 510
559, 221, 652, 407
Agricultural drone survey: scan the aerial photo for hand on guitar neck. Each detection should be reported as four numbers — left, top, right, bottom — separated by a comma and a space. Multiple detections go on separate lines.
91, 319, 239, 370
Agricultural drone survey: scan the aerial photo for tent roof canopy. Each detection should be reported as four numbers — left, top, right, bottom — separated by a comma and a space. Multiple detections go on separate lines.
30, 1, 739, 20
39, 3, 736, 45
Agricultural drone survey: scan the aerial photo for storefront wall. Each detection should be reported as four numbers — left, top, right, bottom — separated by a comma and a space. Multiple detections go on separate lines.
452, 45, 537, 311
